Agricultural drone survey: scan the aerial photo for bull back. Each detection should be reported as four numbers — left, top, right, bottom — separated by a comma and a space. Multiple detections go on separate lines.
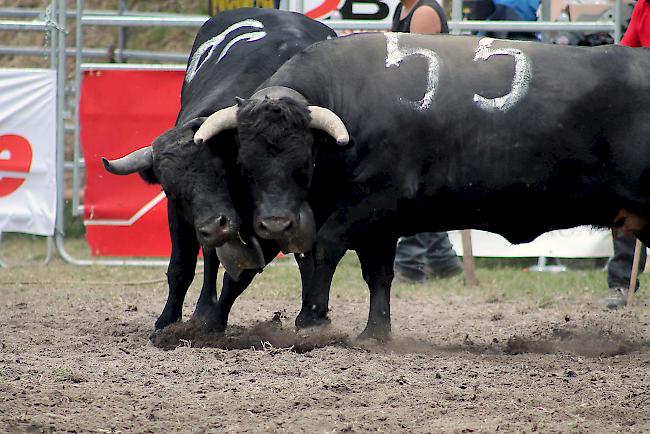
177, 8, 336, 124
258, 33, 650, 242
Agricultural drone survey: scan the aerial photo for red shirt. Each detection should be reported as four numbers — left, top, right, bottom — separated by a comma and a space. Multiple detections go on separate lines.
621, 0, 650, 47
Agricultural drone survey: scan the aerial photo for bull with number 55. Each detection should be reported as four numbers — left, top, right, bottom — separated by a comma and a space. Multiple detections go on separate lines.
195, 33, 650, 341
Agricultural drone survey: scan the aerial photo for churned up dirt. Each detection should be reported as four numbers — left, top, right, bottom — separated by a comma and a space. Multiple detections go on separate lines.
2, 276, 649, 433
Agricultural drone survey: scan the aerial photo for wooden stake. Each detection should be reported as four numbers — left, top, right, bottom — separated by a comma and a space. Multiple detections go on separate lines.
461, 229, 478, 287
626, 238, 643, 307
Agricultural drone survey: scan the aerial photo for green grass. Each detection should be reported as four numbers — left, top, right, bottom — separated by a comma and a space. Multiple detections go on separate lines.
0, 234, 633, 309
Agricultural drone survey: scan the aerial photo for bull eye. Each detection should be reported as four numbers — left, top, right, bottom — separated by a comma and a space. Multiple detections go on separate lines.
293, 167, 309, 187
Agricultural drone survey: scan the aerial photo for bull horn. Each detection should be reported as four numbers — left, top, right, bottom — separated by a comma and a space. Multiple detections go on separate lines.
308, 106, 349, 146
102, 146, 153, 175
194, 105, 238, 144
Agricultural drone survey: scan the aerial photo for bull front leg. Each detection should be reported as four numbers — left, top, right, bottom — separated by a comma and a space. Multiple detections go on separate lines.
155, 200, 199, 331
355, 239, 397, 342
209, 240, 280, 332
192, 248, 219, 324
295, 238, 346, 330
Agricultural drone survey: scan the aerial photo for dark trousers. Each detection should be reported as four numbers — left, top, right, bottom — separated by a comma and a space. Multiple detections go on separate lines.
394, 231, 461, 280
607, 231, 646, 290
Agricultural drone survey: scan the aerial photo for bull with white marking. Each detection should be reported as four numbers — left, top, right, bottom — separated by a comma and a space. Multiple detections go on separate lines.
196, 33, 650, 339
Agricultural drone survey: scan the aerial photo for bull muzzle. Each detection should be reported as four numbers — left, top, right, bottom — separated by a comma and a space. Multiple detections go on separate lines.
255, 203, 316, 253
258, 217, 293, 235
196, 215, 238, 249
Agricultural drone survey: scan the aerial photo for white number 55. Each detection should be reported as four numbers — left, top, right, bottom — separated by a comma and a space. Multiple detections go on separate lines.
473, 37, 532, 112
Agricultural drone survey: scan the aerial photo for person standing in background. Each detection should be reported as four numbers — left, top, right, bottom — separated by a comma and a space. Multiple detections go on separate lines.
391, 0, 464, 283
605, 0, 650, 308
392, 0, 449, 34
619, 0, 650, 47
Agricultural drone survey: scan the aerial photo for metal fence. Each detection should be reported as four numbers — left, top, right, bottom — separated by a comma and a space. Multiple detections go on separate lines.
0, 0, 627, 266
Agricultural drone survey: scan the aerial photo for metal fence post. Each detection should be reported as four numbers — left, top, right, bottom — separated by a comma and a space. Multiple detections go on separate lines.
71, 0, 84, 217
614, 0, 622, 43
451, 0, 464, 34
49, 0, 57, 69
55, 0, 67, 242
540, 0, 551, 43
117, 0, 127, 62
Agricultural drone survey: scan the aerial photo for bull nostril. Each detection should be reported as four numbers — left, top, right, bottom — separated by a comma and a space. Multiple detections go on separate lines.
217, 215, 228, 227
199, 228, 211, 238
258, 218, 293, 234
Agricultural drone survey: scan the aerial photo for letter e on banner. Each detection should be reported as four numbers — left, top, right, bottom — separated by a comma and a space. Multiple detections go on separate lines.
0, 134, 32, 197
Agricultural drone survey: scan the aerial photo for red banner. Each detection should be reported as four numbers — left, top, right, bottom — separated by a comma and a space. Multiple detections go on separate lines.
80, 70, 184, 256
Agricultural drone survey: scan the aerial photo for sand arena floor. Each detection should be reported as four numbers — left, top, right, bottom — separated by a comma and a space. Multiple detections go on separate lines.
1, 253, 649, 432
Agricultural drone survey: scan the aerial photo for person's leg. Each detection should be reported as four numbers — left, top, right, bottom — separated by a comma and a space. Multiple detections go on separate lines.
394, 233, 429, 282
422, 232, 464, 278
605, 231, 646, 308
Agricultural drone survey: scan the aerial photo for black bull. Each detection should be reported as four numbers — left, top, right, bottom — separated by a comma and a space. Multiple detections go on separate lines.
102, 9, 335, 332
196, 33, 650, 340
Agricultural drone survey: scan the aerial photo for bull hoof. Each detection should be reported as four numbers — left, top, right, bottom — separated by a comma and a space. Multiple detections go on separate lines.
150, 315, 179, 342
154, 312, 180, 332
192, 300, 227, 333
192, 314, 227, 333
149, 330, 158, 343
295, 311, 331, 330
148, 328, 163, 342
356, 326, 391, 343
296, 323, 332, 339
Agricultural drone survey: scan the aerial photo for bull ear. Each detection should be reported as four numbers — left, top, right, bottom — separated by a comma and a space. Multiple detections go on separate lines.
102, 146, 153, 175
307, 106, 349, 146
194, 105, 238, 144
185, 116, 207, 130
235, 96, 246, 107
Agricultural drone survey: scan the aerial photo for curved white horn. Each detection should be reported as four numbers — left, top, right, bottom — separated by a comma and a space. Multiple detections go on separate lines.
102, 146, 153, 175
308, 106, 349, 146
194, 105, 238, 144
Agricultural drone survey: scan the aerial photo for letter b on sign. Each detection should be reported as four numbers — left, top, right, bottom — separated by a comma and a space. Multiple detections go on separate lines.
0, 135, 33, 197
340, 0, 390, 19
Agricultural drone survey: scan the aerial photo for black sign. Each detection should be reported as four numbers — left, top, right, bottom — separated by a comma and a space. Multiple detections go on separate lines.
340, 0, 390, 20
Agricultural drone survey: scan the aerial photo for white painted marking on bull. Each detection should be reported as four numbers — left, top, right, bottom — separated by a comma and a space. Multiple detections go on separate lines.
385, 33, 440, 111
186, 19, 266, 83
215, 31, 266, 63
472, 37, 531, 112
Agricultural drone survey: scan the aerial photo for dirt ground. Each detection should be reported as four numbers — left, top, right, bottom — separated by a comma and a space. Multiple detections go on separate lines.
1, 255, 650, 433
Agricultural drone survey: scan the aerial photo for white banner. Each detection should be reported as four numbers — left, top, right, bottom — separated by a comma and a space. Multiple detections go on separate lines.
449, 226, 614, 258
0, 69, 57, 236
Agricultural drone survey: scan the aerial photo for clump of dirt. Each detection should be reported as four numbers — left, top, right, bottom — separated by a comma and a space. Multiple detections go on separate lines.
505, 327, 640, 357
150, 314, 351, 353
